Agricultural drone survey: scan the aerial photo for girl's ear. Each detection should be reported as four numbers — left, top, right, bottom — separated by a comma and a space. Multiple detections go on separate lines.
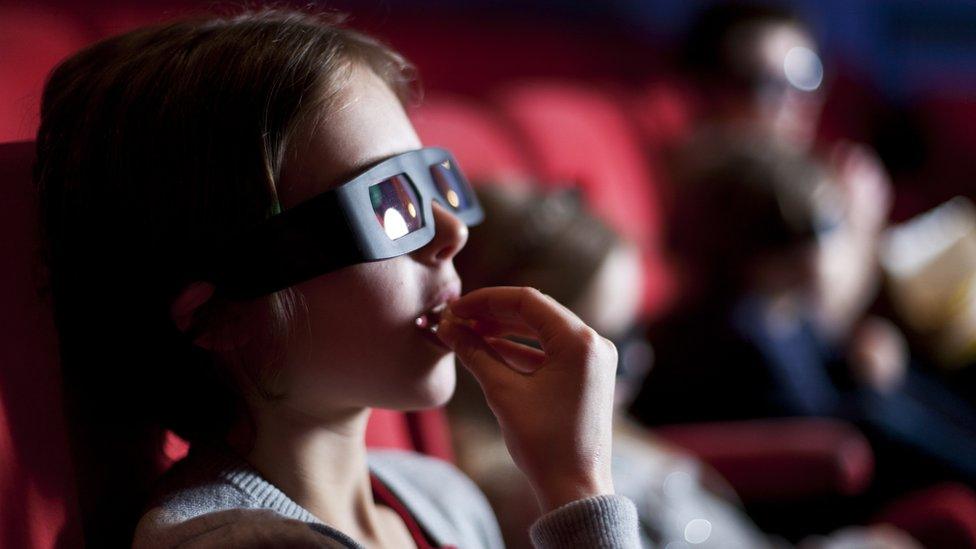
170, 281, 216, 341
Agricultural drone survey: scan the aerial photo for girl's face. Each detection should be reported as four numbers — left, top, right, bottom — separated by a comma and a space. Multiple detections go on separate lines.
270, 65, 467, 416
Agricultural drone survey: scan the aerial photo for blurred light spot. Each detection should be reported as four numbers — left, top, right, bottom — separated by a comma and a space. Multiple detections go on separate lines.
662, 470, 693, 498
446, 189, 460, 208
383, 207, 409, 239
783, 46, 823, 91
684, 519, 712, 544
407, 202, 417, 218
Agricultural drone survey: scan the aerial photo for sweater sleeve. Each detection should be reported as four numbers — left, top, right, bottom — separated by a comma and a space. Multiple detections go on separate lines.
529, 494, 642, 548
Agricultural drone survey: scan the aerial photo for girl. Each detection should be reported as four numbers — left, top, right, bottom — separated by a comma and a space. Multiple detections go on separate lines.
35, 8, 638, 548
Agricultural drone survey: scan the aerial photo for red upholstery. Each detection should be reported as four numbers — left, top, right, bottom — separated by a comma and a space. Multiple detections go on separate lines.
916, 94, 976, 204
365, 409, 417, 454
409, 93, 533, 184
166, 409, 455, 466
655, 418, 874, 501
0, 141, 81, 548
919, 95, 976, 148
492, 81, 673, 318
366, 408, 455, 463
0, 140, 454, 547
365, 16, 656, 96
631, 80, 697, 153
492, 82, 661, 247
89, 3, 195, 38
0, 6, 91, 142
877, 483, 976, 548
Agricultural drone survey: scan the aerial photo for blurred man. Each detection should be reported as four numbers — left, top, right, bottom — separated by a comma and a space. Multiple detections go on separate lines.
682, 2, 825, 149
675, 1, 899, 383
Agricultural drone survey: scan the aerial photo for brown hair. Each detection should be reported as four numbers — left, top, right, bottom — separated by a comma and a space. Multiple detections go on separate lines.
35, 8, 414, 544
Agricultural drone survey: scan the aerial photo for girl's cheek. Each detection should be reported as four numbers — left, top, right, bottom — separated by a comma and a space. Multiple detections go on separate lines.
362, 259, 423, 315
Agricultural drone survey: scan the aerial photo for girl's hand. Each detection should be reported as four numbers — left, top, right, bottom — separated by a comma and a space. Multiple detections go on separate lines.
437, 286, 618, 513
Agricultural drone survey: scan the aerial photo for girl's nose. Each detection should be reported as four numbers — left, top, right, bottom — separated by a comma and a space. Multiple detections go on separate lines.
413, 201, 468, 265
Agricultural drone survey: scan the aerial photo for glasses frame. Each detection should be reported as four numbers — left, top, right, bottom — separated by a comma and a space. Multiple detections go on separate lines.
205, 147, 482, 299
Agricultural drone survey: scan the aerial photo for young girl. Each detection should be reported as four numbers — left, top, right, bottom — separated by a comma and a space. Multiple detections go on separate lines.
35, 8, 638, 548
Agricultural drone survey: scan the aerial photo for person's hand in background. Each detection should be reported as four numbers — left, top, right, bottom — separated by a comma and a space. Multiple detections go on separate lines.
829, 141, 893, 236
816, 142, 894, 339
847, 316, 909, 394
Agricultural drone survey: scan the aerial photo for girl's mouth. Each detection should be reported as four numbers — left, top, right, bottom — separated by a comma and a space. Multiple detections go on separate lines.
415, 302, 450, 350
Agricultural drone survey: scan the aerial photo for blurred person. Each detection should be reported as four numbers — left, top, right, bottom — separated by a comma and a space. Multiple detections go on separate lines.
629, 135, 976, 491
681, 2, 824, 150
450, 184, 919, 549
678, 1, 894, 347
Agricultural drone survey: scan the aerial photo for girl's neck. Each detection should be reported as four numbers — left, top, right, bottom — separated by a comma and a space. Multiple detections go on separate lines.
232, 405, 388, 544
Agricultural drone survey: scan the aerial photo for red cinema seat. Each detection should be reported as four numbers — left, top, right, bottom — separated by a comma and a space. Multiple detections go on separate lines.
631, 80, 697, 153
877, 483, 976, 548
90, 3, 196, 37
916, 94, 976, 195
0, 141, 82, 548
0, 7, 91, 142
492, 81, 673, 317
409, 92, 533, 184
0, 140, 454, 547
654, 418, 874, 501
366, 408, 454, 463
162, 406, 455, 467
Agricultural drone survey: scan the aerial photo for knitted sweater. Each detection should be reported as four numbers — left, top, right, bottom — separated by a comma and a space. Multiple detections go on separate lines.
132, 442, 641, 548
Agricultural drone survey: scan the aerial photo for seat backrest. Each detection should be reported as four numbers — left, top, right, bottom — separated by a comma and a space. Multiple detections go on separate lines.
0, 6, 92, 142
0, 140, 82, 548
0, 140, 453, 547
409, 92, 533, 184
630, 79, 697, 154
492, 81, 673, 317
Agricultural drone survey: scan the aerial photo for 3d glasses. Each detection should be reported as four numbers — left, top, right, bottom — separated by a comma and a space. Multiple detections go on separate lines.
204, 147, 483, 299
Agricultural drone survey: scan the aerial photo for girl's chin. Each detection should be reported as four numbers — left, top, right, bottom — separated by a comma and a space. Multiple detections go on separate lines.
398, 355, 457, 410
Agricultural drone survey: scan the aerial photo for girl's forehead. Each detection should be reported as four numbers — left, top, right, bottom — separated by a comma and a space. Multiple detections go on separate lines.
280, 65, 421, 208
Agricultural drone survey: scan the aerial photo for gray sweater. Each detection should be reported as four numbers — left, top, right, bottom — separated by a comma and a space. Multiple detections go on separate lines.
132, 442, 641, 548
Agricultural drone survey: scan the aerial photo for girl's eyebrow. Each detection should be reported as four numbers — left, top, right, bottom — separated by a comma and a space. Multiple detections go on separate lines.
302, 150, 392, 193
324, 149, 418, 190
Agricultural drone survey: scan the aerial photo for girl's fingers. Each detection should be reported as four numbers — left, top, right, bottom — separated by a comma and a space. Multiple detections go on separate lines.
437, 319, 521, 389
485, 337, 546, 374
469, 317, 539, 341
448, 287, 584, 347
442, 304, 539, 341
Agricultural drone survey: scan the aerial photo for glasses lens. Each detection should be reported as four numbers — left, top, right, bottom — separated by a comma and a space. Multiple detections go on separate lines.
369, 174, 424, 240
430, 159, 471, 211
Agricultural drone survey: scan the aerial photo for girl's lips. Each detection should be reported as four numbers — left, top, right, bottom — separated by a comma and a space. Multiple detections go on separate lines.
415, 279, 460, 351
420, 283, 461, 317
415, 302, 450, 351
